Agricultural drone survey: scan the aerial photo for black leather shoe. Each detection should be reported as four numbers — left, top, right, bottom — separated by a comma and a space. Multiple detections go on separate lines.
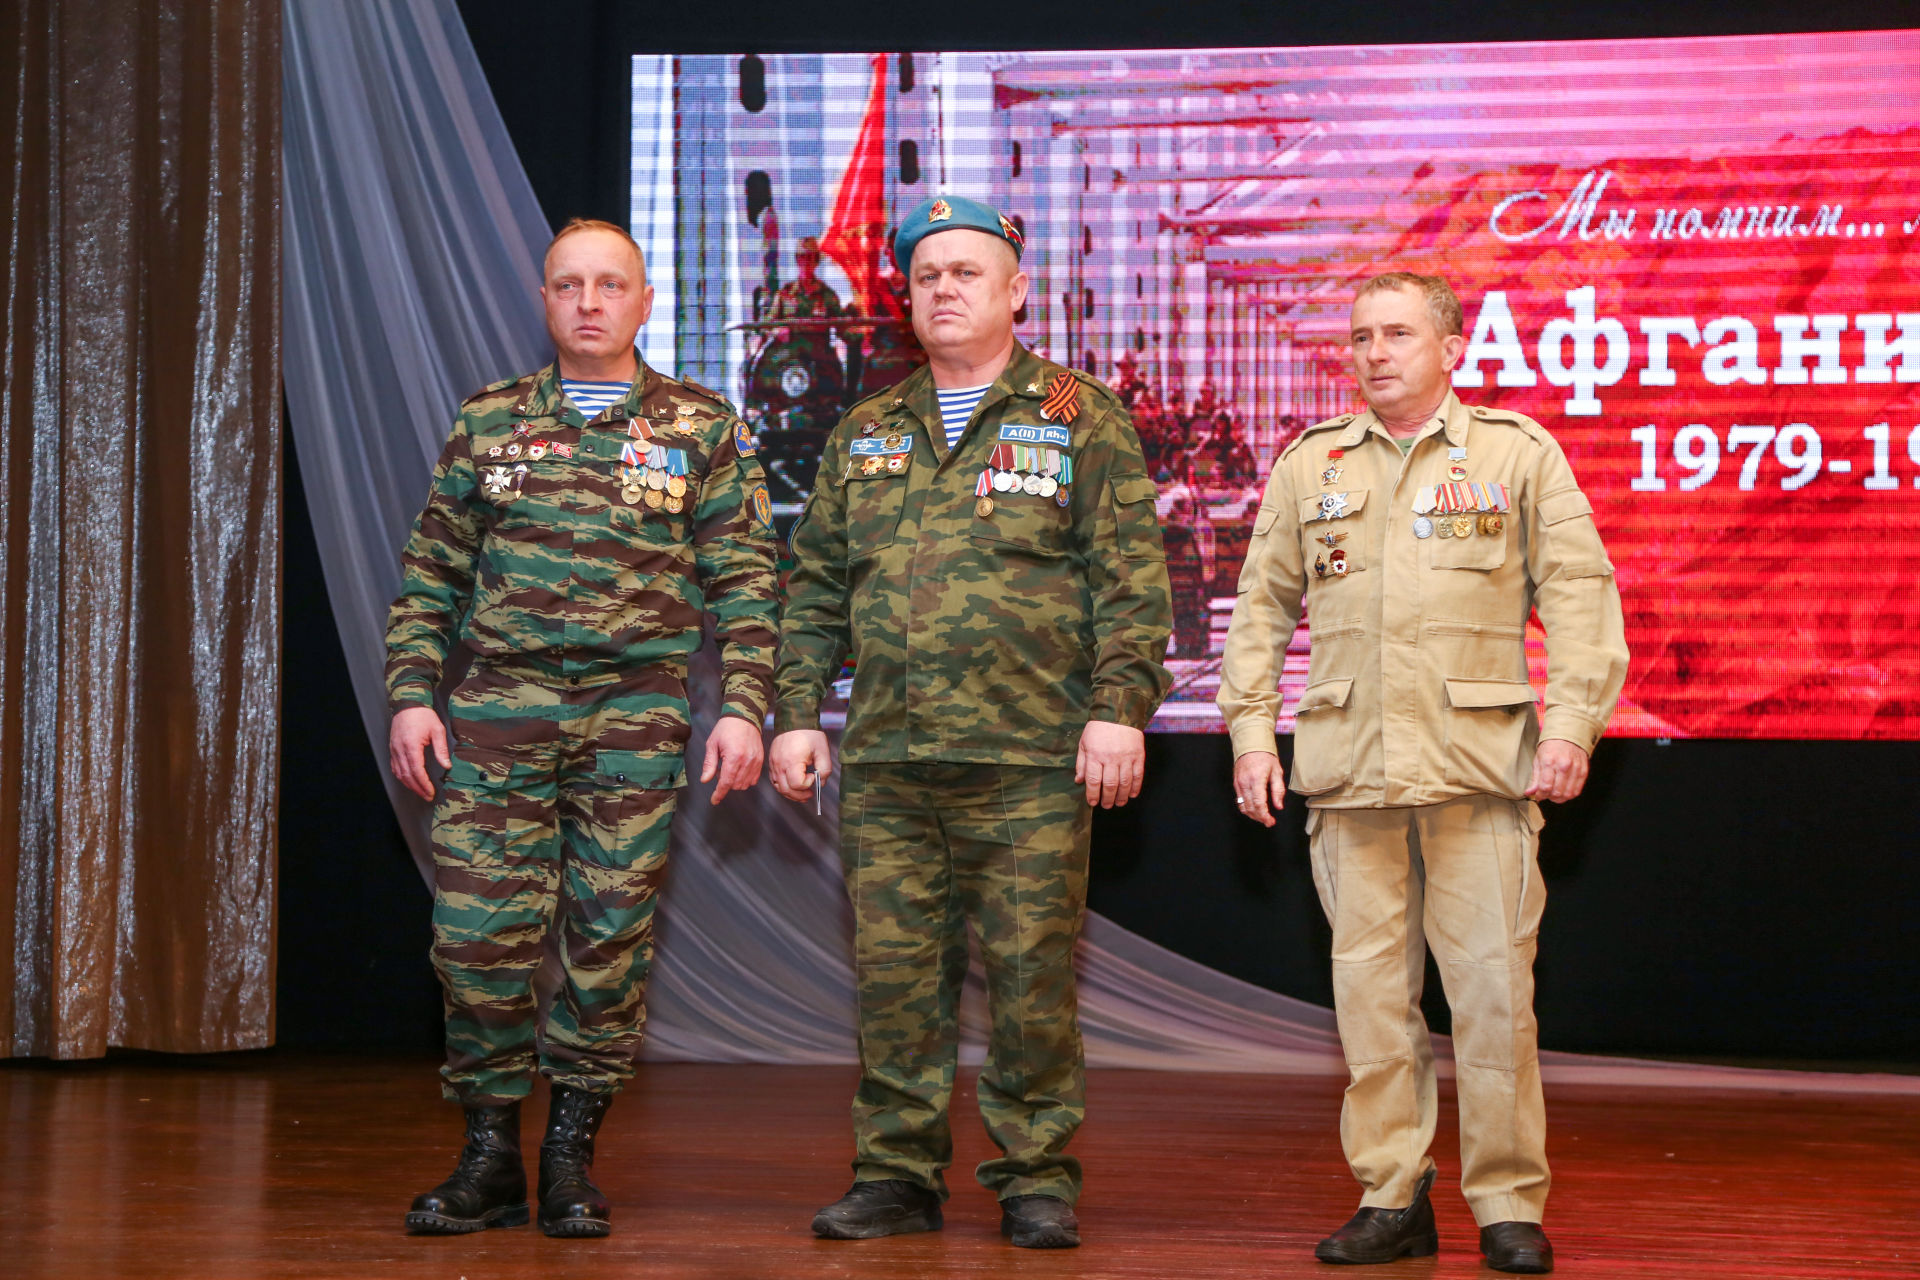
537, 1084, 614, 1238
1314, 1167, 1438, 1264
810, 1178, 944, 1239
1000, 1194, 1081, 1249
405, 1101, 530, 1234
1481, 1221, 1554, 1273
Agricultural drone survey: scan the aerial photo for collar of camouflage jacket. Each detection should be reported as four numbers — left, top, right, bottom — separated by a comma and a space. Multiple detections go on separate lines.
893, 341, 1071, 465
508, 357, 658, 423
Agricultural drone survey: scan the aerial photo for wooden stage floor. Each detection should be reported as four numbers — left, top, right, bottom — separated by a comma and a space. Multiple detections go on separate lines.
2, 1055, 1915, 1279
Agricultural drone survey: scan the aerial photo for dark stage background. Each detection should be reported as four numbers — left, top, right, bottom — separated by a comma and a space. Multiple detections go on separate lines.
276, 0, 1920, 1067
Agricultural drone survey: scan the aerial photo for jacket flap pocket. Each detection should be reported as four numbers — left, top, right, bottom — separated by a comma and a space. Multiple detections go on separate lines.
1298, 488, 1368, 524
1112, 474, 1157, 506
1252, 506, 1280, 535
1295, 677, 1354, 713
446, 750, 545, 789
1538, 488, 1594, 525
595, 750, 686, 790
1444, 677, 1537, 710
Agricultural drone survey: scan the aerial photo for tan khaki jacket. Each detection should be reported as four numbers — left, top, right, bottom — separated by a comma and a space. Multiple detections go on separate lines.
1217, 392, 1628, 808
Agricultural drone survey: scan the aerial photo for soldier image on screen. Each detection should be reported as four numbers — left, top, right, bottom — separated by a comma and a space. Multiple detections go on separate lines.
383, 218, 779, 1242
770, 195, 1172, 1251
738, 234, 927, 509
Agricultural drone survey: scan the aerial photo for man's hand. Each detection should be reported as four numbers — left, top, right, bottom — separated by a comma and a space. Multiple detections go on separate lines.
701, 715, 766, 805
769, 730, 833, 804
389, 705, 450, 802
1233, 750, 1287, 827
1076, 721, 1146, 809
1526, 739, 1590, 804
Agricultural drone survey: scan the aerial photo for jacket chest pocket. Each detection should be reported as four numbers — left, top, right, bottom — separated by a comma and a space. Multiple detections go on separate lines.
1297, 488, 1369, 580
972, 486, 1072, 559
840, 469, 909, 560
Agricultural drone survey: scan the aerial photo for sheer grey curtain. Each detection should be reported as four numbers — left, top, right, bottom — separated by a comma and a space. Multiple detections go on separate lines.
279, 0, 1916, 1095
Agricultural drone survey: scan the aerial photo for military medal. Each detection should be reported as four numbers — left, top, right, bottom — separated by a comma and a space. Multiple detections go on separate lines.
1022, 473, 1044, 496
1480, 513, 1503, 537
511, 462, 529, 491
487, 445, 503, 458
860, 421, 877, 436
513, 422, 532, 436
644, 487, 664, 509
974, 470, 994, 518
553, 443, 574, 458
885, 454, 906, 474
1452, 514, 1474, 538
1320, 463, 1343, 485
1435, 515, 1454, 538
1413, 516, 1434, 539
622, 484, 644, 504
1329, 550, 1348, 576
482, 465, 512, 496
667, 474, 688, 498
862, 455, 885, 477
1318, 531, 1347, 548
507, 442, 522, 458
664, 494, 684, 514
528, 442, 547, 460
1447, 464, 1468, 482
883, 432, 903, 450
1317, 491, 1350, 521
1313, 554, 1328, 579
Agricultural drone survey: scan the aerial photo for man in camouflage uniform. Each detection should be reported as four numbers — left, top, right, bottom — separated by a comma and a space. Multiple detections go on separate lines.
768, 235, 845, 322
770, 196, 1173, 1250
386, 219, 778, 1239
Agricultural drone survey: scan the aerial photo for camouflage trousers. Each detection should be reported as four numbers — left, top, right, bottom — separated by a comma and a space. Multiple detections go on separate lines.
430, 662, 689, 1104
838, 762, 1092, 1204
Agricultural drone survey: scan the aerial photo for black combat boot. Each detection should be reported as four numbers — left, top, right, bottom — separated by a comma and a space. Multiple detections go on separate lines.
404, 1101, 529, 1234
811, 1178, 944, 1239
1481, 1221, 1555, 1274
1314, 1166, 1439, 1264
537, 1084, 615, 1238
1000, 1194, 1081, 1249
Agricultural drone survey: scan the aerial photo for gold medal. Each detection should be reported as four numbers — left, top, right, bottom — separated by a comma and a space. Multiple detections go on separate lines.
644, 487, 665, 510
884, 433, 904, 450
861, 456, 884, 477
622, 484, 644, 505
975, 496, 995, 519
1480, 513, 1503, 537
1452, 514, 1475, 538
1436, 515, 1455, 539
647, 468, 666, 491
664, 494, 684, 514
667, 474, 687, 498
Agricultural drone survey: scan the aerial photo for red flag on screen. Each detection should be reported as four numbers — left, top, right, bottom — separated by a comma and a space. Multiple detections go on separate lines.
821, 55, 888, 317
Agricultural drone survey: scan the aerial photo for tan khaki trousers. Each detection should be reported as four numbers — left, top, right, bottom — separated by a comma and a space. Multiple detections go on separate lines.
1306, 795, 1549, 1226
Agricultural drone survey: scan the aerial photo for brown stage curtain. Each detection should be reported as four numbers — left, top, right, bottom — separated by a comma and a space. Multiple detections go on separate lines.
0, 0, 280, 1057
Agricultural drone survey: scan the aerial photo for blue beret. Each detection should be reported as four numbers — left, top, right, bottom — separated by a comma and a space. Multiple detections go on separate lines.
892, 196, 1025, 269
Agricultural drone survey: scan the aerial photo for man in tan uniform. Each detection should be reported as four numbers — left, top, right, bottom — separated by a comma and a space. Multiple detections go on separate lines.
1218, 272, 1627, 1274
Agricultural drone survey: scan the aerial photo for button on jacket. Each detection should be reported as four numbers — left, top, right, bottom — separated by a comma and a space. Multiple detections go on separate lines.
776, 343, 1173, 766
1218, 392, 1628, 807
385, 360, 780, 721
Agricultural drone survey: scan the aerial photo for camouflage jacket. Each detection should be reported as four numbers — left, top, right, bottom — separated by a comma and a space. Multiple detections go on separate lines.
384, 360, 780, 722
776, 342, 1173, 766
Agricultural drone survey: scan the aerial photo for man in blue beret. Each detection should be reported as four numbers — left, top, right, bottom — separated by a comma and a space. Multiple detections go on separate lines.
772, 195, 1173, 1249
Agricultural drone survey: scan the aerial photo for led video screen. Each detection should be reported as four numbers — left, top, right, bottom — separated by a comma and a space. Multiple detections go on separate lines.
631, 32, 1920, 739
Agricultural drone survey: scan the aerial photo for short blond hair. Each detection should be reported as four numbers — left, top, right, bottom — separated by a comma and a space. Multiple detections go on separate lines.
545, 218, 646, 280
1355, 271, 1463, 337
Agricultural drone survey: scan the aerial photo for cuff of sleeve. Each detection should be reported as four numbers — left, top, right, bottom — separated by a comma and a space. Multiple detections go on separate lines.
772, 698, 821, 734
1229, 719, 1282, 760
1088, 686, 1156, 731
720, 676, 773, 728
1539, 707, 1604, 755
388, 680, 437, 714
